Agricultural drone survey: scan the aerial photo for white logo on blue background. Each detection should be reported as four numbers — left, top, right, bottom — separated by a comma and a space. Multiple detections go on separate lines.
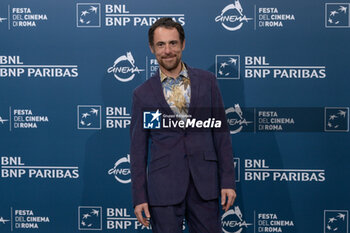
77, 105, 102, 130
324, 210, 348, 233
78, 206, 102, 230
215, 0, 253, 31
0, 216, 10, 224
107, 52, 145, 82
108, 154, 131, 184
0, 109, 10, 130
221, 206, 252, 233
325, 3, 350, 28
226, 104, 254, 134
143, 110, 161, 129
0, 116, 9, 125
325, 107, 349, 132
0, 17, 7, 23
216, 55, 240, 79
76, 3, 101, 28
0, 215, 11, 232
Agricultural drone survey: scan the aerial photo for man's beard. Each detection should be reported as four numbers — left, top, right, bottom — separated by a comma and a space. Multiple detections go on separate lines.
158, 55, 181, 72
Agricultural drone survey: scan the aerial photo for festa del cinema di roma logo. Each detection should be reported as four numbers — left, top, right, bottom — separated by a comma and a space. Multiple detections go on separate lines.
107, 52, 145, 82
215, 0, 253, 31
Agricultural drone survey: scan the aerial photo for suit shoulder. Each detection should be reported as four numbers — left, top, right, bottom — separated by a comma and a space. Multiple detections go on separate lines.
132, 76, 157, 98
189, 67, 216, 82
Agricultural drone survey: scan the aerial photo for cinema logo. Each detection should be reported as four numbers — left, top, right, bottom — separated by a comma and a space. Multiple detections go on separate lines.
108, 154, 131, 184
244, 159, 325, 182
0, 213, 10, 232
222, 206, 295, 233
0, 56, 78, 78
0, 6, 48, 30
215, 0, 253, 31
221, 206, 252, 233
0, 156, 79, 179
0, 107, 49, 131
225, 104, 254, 134
0, 113, 9, 129
225, 106, 296, 133
215, 2, 296, 31
107, 52, 145, 82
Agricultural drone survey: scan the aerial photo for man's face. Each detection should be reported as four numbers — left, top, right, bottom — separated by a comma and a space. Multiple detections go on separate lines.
150, 27, 185, 73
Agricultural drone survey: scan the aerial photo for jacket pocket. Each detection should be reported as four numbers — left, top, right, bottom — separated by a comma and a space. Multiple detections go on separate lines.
148, 155, 170, 173
203, 151, 218, 161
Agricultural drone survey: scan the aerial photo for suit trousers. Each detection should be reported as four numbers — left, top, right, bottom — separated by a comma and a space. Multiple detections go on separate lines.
149, 174, 222, 233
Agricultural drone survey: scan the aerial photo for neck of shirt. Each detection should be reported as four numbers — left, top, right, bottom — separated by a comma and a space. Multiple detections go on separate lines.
160, 62, 188, 82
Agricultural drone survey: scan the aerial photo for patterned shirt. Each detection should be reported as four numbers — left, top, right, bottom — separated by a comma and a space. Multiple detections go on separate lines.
160, 63, 191, 119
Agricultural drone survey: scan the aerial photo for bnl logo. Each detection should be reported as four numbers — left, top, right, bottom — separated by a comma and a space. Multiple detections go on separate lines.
324, 210, 348, 233
77, 105, 102, 130
143, 110, 161, 129
78, 206, 102, 230
325, 3, 350, 28
76, 3, 101, 27
325, 107, 349, 132
216, 55, 240, 79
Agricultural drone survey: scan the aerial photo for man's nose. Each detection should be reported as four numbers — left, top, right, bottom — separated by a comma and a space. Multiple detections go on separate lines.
164, 44, 171, 54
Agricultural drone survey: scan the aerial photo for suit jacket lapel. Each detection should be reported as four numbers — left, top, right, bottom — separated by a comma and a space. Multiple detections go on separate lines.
187, 65, 200, 116
149, 73, 174, 116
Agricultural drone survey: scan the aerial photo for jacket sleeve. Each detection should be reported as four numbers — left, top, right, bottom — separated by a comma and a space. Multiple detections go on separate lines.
130, 91, 149, 207
210, 74, 236, 190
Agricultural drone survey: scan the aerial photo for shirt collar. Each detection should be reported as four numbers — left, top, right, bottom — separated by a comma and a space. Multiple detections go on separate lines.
160, 62, 189, 82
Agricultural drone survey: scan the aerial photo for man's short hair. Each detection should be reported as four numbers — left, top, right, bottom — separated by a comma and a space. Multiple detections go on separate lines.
148, 17, 185, 46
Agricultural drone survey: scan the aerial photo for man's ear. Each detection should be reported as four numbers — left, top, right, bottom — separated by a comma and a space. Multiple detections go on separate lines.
181, 39, 186, 51
149, 44, 155, 54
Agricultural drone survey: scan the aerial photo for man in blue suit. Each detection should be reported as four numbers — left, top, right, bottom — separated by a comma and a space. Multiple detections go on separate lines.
130, 18, 236, 233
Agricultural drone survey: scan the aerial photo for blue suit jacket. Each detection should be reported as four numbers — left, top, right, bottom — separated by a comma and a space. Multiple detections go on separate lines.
130, 65, 235, 207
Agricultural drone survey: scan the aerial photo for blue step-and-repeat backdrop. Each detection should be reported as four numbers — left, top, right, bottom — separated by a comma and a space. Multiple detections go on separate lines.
1, 0, 349, 232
